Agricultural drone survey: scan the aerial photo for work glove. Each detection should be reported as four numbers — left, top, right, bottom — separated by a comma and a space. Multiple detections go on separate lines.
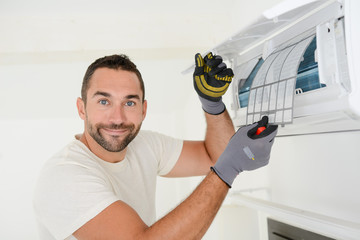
193, 52, 234, 115
211, 116, 278, 187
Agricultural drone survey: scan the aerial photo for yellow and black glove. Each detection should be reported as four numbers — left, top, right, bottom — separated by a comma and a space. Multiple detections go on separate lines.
193, 52, 234, 114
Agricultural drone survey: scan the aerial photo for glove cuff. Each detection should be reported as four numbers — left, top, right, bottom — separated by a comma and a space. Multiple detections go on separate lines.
198, 96, 225, 115
210, 167, 232, 188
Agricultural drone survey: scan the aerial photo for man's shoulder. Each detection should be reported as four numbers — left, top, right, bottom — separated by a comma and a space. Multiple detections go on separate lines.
42, 140, 101, 173
34, 140, 107, 202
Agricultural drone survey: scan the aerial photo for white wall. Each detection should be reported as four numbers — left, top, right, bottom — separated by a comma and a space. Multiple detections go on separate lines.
268, 131, 360, 229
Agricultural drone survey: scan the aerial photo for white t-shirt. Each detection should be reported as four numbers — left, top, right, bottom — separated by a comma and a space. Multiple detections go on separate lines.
33, 130, 183, 240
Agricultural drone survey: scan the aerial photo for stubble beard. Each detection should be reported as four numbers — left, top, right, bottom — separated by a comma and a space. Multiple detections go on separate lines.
87, 119, 141, 152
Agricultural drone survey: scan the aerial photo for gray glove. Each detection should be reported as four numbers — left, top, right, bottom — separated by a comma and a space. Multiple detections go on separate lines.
211, 116, 278, 187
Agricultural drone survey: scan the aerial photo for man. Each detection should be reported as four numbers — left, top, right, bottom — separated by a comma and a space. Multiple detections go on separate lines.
34, 53, 277, 240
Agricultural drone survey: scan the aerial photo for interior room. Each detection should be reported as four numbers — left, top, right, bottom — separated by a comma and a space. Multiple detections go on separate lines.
1, 0, 359, 239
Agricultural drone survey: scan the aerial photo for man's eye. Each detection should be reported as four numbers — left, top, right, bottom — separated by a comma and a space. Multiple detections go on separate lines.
99, 100, 109, 105
125, 101, 135, 107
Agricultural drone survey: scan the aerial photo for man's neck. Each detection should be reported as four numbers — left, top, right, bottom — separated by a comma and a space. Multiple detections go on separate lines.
78, 132, 127, 163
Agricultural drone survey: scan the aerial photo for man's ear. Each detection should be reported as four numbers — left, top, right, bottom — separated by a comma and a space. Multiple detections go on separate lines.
142, 100, 147, 121
76, 97, 86, 120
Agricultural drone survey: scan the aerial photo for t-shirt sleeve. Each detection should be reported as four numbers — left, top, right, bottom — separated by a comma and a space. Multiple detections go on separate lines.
33, 159, 119, 240
140, 131, 183, 176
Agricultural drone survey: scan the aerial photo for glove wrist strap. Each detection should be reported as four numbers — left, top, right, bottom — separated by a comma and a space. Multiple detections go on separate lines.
198, 96, 225, 115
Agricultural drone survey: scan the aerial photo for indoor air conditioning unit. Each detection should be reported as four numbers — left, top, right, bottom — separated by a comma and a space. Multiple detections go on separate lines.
186, 0, 360, 136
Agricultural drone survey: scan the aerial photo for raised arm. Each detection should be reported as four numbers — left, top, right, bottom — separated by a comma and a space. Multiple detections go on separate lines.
166, 53, 235, 177
203, 107, 235, 163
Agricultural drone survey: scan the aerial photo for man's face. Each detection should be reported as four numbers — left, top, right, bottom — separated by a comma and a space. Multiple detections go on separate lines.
79, 68, 147, 152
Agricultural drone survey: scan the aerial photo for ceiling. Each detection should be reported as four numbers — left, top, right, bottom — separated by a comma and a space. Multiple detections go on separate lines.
0, 0, 284, 120
0, 0, 284, 59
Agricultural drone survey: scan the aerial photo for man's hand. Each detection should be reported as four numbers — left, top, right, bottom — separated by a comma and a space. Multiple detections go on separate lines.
193, 52, 234, 115
211, 116, 278, 187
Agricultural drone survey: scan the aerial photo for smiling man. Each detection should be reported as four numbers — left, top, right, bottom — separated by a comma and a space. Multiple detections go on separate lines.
78, 67, 146, 162
33, 54, 277, 240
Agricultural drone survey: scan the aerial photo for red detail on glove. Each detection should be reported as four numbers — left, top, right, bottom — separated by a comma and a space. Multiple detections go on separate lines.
255, 126, 266, 135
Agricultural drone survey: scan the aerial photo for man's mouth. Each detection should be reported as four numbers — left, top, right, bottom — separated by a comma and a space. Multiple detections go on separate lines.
101, 127, 129, 136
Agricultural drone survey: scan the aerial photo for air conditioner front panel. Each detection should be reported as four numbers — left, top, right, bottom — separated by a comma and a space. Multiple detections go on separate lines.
183, 0, 360, 135
226, 0, 360, 135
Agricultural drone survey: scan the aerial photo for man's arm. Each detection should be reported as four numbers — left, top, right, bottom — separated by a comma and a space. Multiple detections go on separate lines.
165, 53, 235, 177
74, 171, 228, 240
74, 117, 278, 240
204, 109, 235, 163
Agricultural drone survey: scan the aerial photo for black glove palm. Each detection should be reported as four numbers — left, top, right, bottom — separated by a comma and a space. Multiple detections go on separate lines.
193, 52, 234, 102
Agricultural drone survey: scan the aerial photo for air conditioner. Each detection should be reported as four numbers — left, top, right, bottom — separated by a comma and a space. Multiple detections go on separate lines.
186, 0, 360, 136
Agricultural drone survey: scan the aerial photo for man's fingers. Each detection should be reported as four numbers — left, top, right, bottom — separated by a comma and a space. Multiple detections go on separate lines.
194, 53, 204, 75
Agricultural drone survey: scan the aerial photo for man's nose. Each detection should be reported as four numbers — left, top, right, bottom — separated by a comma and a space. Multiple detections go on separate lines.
109, 105, 126, 124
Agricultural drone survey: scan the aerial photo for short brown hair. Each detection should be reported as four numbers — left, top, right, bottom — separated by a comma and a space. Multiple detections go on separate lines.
81, 54, 145, 104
